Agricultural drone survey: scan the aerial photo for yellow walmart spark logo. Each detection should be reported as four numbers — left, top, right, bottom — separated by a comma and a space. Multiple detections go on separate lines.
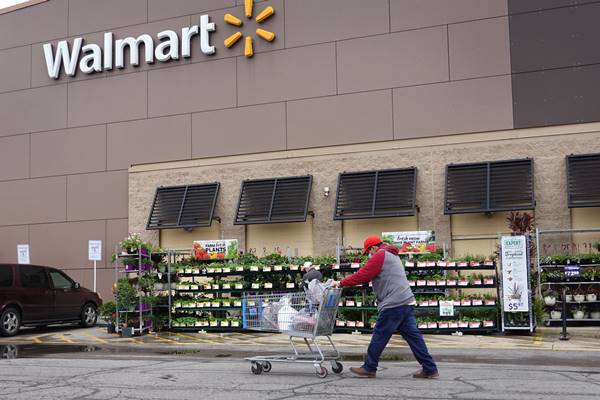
223, 0, 276, 58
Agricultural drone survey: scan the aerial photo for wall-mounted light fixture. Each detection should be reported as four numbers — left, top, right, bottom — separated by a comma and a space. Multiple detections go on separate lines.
323, 187, 330, 197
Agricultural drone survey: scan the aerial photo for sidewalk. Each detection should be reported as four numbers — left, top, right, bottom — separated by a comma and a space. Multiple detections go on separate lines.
2, 326, 599, 357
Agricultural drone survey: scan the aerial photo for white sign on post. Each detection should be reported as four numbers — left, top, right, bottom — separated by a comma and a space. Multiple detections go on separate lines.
439, 300, 454, 317
501, 236, 530, 312
88, 240, 102, 261
17, 244, 30, 264
88, 240, 102, 293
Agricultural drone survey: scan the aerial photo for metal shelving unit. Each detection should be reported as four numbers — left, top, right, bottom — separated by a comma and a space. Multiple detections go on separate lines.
114, 248, 153, 336
536, 228, 600, 331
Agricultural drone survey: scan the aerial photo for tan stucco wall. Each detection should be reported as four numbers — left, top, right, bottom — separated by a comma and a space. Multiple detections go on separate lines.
129, 123, 600, 257
159, 223, 221, 249
246, 219, 314, 257
343, 217, 418, 249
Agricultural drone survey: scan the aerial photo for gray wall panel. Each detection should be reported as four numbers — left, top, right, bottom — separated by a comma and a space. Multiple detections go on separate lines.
391, 0, 507, 32
0, 0, 67, 50
68, 0, 147, 36
510, 3, 600, 73
394, 76, 513, 139
0, 46, 31, 93
508, 0, 600, 14
513, 65, 600, 128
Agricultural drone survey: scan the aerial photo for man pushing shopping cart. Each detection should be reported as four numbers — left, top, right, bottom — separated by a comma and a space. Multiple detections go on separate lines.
332, 235, 439, 379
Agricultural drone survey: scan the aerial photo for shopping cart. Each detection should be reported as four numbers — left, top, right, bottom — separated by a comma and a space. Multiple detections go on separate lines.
242, 287, 343, 378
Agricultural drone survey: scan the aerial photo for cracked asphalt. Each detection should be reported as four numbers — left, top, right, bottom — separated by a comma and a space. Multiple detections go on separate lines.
1, 356, 600, 399
1, 326, 600, 399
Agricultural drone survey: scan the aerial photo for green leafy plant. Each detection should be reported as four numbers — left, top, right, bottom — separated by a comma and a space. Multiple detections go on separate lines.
138, 274, 157, 293
98, 301, 116, 323
238, 253, 259, 266
119, 233, 147, 253
533, 297, 546, 325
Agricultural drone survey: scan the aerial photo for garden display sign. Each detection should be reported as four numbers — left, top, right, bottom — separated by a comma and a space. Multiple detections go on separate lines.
193, 240, 238, 260
439, 300, 454, 317
501, 236, 530, 312
381, 231, 436, 254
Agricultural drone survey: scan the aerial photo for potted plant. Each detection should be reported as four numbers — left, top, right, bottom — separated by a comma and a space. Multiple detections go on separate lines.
572, 306, 585, 320
565, 289, 574, 302
573, 287, 586, 303
119, 233, 147, 255
355, 294, 363, 308
98, 302, 117, 334
586, 289, 597, 302
543, 290, 558, 306
116, 278, 138, 337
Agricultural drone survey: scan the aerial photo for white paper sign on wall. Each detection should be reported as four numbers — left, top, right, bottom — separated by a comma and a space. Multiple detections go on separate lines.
17, 244, 30, 264
88, 240, 102, 261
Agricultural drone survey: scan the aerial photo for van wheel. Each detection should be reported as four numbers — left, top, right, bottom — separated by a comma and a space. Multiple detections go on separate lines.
80, 304, 97, 328
1, 307, 21, 337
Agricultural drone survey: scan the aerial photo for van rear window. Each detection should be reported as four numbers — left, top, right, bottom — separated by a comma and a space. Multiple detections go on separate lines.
0, 266, 13, 287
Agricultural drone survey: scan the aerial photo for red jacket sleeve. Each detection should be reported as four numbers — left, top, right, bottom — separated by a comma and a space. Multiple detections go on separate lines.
339, 250, 385, 287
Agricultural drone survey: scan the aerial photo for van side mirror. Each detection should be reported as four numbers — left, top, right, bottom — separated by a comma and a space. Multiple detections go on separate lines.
74, 282, 81, 289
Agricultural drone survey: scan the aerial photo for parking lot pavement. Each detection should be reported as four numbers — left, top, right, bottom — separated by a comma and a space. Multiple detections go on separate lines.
1, 357, 599, 400
2, 325, 599, 354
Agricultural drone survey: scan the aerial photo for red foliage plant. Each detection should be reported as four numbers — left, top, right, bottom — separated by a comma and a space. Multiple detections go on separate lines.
507, 211, 535, 234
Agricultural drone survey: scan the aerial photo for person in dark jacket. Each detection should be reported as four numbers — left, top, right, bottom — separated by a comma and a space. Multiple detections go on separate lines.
333, 235, 438, 379
301, 261, 322, 288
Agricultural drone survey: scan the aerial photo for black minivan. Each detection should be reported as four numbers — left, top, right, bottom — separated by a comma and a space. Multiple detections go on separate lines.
0, 264, 102, 337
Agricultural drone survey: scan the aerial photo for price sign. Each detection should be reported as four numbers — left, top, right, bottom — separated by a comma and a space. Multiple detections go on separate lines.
439, 300, 454, 316
565, 265, 581, 278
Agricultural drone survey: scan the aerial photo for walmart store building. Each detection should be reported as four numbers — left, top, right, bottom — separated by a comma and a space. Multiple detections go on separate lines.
1, 0, 600, 299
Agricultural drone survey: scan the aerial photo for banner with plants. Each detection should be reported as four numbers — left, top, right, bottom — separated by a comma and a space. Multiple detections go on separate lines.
501, 235, 530, 312
381, 231, 436, 254
193, 240, 238, 260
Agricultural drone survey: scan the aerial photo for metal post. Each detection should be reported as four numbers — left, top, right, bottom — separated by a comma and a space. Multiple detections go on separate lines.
168, 249, 172, 330
93, 260, 97, 292
114, 244, 120, 334
559, 287, 569, 340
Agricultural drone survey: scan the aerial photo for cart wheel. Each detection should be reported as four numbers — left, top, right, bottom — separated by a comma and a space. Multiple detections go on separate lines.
316, 366, 328, 378
251, 362, 263, 375
262, 361, 272, 373
331, 361, 343, 374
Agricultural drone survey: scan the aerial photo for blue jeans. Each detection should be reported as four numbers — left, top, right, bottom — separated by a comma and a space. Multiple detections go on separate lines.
363, 305, 437, 373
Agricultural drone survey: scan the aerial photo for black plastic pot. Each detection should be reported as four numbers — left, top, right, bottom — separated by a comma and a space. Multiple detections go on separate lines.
106, 323, 116, 334
121, 327, 134, 338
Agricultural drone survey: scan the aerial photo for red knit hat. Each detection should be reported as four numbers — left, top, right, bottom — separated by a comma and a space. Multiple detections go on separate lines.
362, 235, 383, 255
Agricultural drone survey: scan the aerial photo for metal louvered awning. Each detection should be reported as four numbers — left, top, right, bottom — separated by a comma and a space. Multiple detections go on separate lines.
146, 183, 220, 230
334, 168, 417, 220
234, 175, 312, 224
445, 159, 534, 214
567, 153, 600, 208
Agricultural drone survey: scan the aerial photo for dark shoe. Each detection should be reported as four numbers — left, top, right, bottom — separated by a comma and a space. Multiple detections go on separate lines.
350, 366, 376, 378
413, 369, 439, 379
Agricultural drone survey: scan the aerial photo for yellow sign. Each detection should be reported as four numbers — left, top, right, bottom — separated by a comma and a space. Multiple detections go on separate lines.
223, 0, 276, 58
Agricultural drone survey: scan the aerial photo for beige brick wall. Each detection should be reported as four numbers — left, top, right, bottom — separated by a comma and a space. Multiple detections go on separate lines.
129, 124, 600, 257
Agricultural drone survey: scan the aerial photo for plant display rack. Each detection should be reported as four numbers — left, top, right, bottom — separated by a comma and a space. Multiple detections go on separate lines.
114, 248, 154, 336
113, 241, 173, 336
335, 250, 499, 334
537, 228, 600, 326
168, 250, 499, 334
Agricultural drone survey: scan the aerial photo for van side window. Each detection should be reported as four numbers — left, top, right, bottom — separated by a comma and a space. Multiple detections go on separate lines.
0, 266, 13, 287
49, 270, 73, 290
20, 266, 50, 289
